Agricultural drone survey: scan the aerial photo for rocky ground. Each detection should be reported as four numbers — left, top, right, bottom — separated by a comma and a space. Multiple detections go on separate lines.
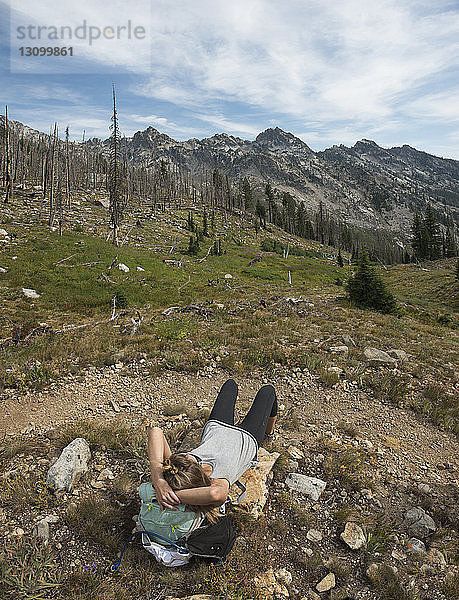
1, 363, 458, 600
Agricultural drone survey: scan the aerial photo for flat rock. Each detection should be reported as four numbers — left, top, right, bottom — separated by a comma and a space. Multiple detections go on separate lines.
340, 521, 366, 550
387, 349, 409, 361
403, 507, 436, 538
306, 529, 323, 542
327, 366, 343, 376
229, 448, 280, 518
22, 288, 40, 299
363, 347, 397, 366
329, 345, 349, 355
316, 573, 335, 592
46, 437, 91, 492
285, 473, 326, 501
33, 519, 50, 542
407, 538, 426, 553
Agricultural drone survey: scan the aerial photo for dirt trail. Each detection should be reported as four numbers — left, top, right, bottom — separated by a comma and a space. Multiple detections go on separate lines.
1, 366, 457, 491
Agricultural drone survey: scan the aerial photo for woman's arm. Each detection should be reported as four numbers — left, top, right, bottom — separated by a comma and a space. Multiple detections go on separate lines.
175, 478, 229, 507
147, 426, 180, 510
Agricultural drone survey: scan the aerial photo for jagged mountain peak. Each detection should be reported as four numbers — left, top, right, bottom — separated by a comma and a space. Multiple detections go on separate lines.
353, 139, 384, 152
131, 126, 176, 146
255, 127, 312, 151
201, 132, 245, 147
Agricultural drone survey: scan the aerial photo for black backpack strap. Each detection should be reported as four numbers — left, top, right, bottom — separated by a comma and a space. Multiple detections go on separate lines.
232, 480, 246, 504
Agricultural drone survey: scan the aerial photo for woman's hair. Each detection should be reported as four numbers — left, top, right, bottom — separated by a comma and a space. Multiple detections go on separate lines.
162, 453, 220, 523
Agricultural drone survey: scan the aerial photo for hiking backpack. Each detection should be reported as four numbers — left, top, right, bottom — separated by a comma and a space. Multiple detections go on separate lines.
111, 484, 237, 570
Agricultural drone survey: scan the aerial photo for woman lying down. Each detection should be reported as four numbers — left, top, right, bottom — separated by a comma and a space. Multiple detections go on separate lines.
147, 379, 278, 528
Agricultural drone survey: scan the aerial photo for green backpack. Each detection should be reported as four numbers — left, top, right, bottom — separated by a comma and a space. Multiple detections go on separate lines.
138, 483, 199, 543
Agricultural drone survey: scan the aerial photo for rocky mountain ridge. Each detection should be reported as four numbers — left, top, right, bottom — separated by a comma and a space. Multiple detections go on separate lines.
88, 124, 459, 236
3, 115, 458, 237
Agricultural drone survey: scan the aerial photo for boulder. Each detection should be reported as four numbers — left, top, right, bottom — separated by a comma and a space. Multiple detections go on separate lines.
46, 438, 91, 492
118, 263, 130, 272
0, 229, 8, 236
387, 349, 409, 361
316, 573, 335, 592
22, 288, 40, 299
285, 473, 326, 501
0, 267, 7, 273
363, 347, 397, 367
340, 522, 366, 550
403, 507, 436, 538
254, 568, 289, 599
229, 448, 280, 518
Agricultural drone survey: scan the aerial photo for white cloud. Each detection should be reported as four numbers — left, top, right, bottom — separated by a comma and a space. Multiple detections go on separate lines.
405, 90, 459, 121
8, 0, 152, 74
132, 0, 459, 128
194, 114, 260, 137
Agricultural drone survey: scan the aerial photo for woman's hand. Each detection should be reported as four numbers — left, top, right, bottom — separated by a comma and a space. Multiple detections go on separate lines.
153, 477, 181, 510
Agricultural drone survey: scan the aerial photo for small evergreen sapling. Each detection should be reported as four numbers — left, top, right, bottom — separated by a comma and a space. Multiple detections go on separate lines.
347, 251, 397, 314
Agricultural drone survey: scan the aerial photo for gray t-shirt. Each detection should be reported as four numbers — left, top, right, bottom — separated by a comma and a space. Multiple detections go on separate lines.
190, 420, 258, 485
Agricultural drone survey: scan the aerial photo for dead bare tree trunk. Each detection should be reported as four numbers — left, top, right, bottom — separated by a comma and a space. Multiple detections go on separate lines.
109, 86, 125, 246
65, 126, 71, 209
48, 123, 58, 227
4, 106, 12, 203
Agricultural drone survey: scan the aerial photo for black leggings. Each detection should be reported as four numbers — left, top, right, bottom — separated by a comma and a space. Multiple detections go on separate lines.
208, 379, 278, 446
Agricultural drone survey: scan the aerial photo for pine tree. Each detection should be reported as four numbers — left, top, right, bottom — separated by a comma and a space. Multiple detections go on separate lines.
347, 251, 397, 314
265, 182, 275, 223
188, 235, 200, 255
444, 228, 457, 258
423, 204, 441, 260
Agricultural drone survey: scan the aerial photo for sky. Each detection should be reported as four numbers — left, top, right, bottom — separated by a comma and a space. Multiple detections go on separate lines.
1, 0, 458, 158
